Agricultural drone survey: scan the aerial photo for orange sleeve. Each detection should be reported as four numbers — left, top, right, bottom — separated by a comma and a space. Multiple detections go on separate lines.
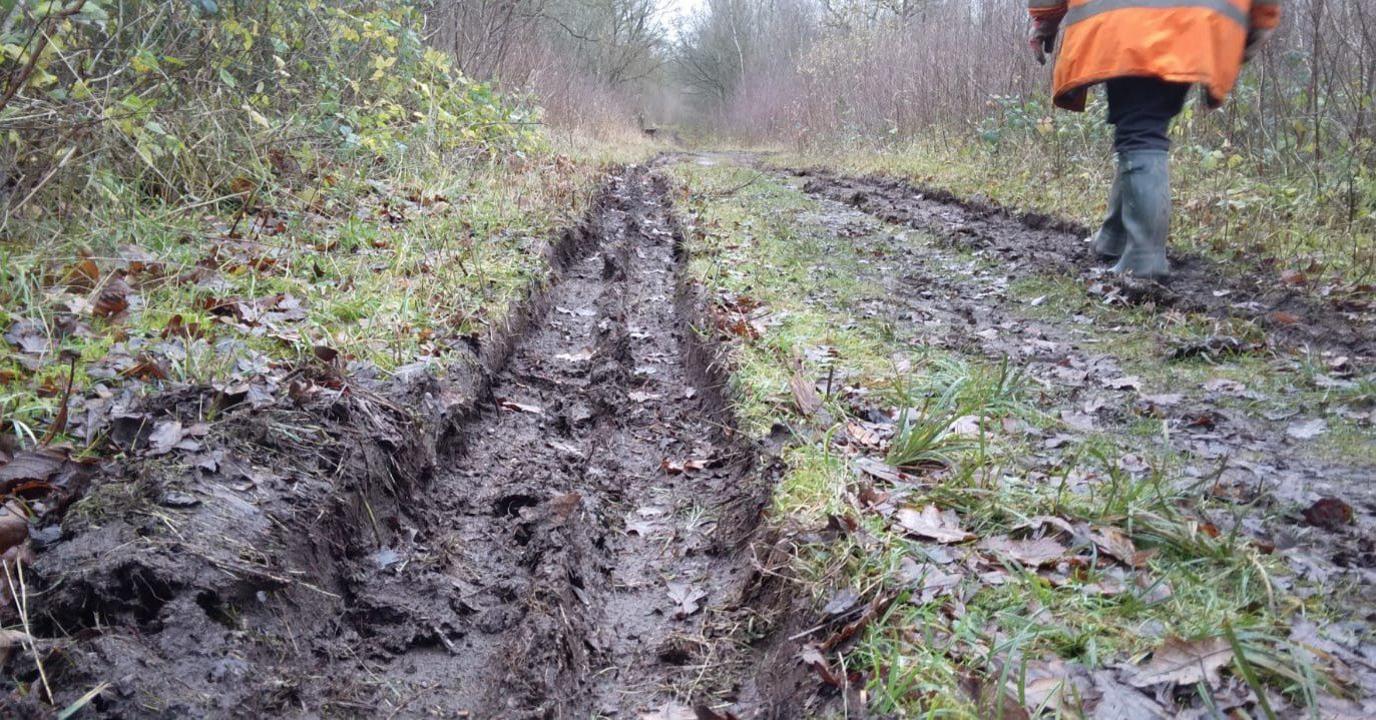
1029, 0, 1068, 24
1251, 0, 1281, 30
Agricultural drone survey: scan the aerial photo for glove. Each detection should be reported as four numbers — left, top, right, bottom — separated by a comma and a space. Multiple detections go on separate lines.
1244, 28, 1274, 62
1030, 19, 1060, 65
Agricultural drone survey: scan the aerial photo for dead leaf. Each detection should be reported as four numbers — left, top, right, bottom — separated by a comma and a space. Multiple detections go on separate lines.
895, 504, 975, 544
661, 457, 707, 475
1088, 670, 1168, 719
798, 644, 848, 688
1301, 497, 1354, 531
498, 399, 544, 415
554, 349, 594, 363
947, 414, 983, 437
0, 448, 67, 485
1104, 376, 1142, 391
93, 277, 132, 319
822, 588, 860, 617
638, 703, 696, 720
1286, 418, 1327, 440
979, 535, 1066, 567
789, 368, 823, 417
0, 502, 28, 554
854, 456, 901, 483
1090, 526, 1144, 567
1127, 636, 1233, 688
1060, 410, 1096, 432
628, 391, 660, 403
667, 582, 707, 619
146, 420, 186, 456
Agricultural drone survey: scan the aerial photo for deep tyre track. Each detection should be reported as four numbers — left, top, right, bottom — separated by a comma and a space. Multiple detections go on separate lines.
9, 167, 809, 719
332, 167, 795, 718
794, 169, 1376, 362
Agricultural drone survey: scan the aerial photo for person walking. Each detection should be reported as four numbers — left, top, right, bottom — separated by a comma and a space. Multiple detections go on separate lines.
1027, 0, 1281, 280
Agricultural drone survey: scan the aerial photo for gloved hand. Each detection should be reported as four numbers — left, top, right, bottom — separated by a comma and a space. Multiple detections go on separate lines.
1030, 19, 1060, 65
1244, 28, 1274, 62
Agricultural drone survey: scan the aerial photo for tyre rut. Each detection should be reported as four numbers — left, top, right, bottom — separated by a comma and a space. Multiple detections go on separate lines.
342, 166, 784, 718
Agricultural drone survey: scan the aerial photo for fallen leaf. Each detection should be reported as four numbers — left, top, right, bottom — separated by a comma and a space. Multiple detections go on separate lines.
798, 644, 848, 688
147, 420, 186, 456
667, 582, 707, 619
895, 504, 975, 544
661, 457, 708, 475
628, 391, 660, 403
1104, 376, 1142, 391
1127, 636, 1233, 688
554, 349, 594, 363
498, 399, 544, 415
1059, 410, 1096, 432
822, 588, 860, 617
1286, 418, 1327, 440
0, 502, 28, 554
1089, 670, 1169, 719
947, 414, 983, 437
789, 368, 823, 417
1301, 497, 1354, 531
0, 448, 67, 485
979, 536, 1066, 567
1090, 526, 1143, 567
638, 703, 696, 720
93, 277, 132, 319
853, 456, 901, 483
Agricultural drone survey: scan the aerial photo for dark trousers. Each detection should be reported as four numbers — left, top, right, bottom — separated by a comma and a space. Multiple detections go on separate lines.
1105, 77, 1191, 153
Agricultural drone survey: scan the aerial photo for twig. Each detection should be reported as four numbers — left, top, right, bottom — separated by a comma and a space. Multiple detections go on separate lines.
0, 0, 89, 115
4, 560, 53, 704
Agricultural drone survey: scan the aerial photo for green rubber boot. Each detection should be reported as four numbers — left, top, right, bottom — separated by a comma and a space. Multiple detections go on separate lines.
1111, 149, 1171, 280
1089, 156, 1125, 260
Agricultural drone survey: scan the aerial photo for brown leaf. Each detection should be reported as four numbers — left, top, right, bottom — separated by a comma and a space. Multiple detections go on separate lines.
0, 448, 67, 485
1090, 526, 1143, 567
1302, 497, 1354, 531
979, 535, 1067, 567
93, 277, 132, 319
854, 456, 901, 483
789, 368, 822, 417
895, 504, 975, 544
661, 458, 707, 475
0, 502, 28, 555
147, 420, 186, 457
1127, 636, 1233, 688
798, 644, 847, 689
1088, 670, 1169, 719
498, 399, 543, 415
67, 258, 101, 290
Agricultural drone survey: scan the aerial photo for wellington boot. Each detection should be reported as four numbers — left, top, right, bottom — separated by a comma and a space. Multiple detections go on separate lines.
1090, 157, 1126, 260
1110, 150, 1171, 280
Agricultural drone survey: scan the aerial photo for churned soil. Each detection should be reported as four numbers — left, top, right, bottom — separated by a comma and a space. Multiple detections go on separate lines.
5, 167, 812, 719
795, 169, 1376, 361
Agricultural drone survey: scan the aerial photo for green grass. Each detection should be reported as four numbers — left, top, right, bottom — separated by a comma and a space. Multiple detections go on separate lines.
670, 161, 1352, 717
0, 150, 617, 451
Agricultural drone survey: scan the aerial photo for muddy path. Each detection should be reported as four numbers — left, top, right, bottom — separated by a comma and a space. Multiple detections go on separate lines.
7, 167, 811, 719
338, 167, 792, 718
784, 172, 1376, 662
792, 169, 1376, 361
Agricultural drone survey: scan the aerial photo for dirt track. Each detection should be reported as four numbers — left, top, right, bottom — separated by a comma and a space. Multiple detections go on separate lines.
9, 167, 807, 719
795, 169, 1376, 361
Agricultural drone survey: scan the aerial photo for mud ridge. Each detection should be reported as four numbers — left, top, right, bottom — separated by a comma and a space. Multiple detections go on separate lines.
6, 167, 813, 719
791, 168, 1375, 361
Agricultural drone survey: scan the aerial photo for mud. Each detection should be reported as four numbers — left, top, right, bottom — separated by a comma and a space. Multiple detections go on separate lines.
793, 169, 1376, 361
6, 168, 813, 718
788, 179, 1376, 676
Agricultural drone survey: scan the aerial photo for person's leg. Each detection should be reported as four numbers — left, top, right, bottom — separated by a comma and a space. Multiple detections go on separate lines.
1102, 77, 1189, 279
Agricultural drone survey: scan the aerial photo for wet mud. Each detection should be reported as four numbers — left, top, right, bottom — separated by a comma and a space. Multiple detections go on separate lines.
794, 169, 1376, 361
787, 180, 1376, 695
6, 168, 811, 718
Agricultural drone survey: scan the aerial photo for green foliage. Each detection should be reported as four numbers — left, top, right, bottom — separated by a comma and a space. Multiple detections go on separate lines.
0, 0, 540, 214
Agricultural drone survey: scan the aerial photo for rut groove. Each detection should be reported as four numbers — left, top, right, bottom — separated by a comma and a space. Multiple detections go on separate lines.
343, 167, 788, 718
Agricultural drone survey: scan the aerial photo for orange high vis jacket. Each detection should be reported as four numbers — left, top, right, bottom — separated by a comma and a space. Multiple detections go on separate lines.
1029, 0, 1282, 111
